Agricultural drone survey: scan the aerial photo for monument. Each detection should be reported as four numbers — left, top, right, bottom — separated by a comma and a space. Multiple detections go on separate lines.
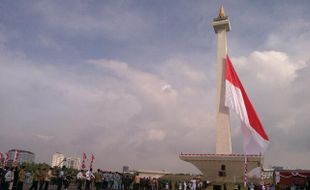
180, 6, 268, 183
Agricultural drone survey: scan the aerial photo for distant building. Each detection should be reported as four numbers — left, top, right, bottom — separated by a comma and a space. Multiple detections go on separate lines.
123, 166, 129, 173
128, 169, 171, 179
8, 149, 35, 164
274, 169, 310, 189
51, 152, 65, 167
64, 157, 81, 170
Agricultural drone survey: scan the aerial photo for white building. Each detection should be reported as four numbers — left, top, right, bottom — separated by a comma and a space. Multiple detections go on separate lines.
127, 169, 171, 179
64, 157, 81, 170
51, 152, 65, 167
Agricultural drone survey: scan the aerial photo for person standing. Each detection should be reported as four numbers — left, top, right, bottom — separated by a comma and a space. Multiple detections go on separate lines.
39, 168, 46, 190
12, 167, 19, 190
85, 169, 94, 190
63, 174, 73, 190
183, 181, 187, 190
29, 169, 40, 190
4, 168, 14, 190
190, 178, 197, 190
17, 166, 25, 190
0, 167, 6, 190
57, 166, 66, 190
44, 167, 53, 190
76, 170, 85, 190
133, 173, 140, 190
94, 169, 103, 190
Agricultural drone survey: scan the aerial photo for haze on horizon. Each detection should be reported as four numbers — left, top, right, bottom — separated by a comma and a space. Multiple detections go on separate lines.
0, 1, 310, 173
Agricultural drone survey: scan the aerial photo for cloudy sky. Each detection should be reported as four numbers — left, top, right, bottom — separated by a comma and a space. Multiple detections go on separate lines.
0, 0, 310, 173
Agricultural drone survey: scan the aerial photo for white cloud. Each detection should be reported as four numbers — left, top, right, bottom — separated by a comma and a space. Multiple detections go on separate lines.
265, 18, 310, 61
147, 129, 166, 141
232, 51, 304, 86
89, 59, 178, 108
0, 52, 217, 172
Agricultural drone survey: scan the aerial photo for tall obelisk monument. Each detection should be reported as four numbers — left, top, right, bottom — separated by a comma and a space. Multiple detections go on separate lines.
180, 6, 262, 182
212, 6, 232, 154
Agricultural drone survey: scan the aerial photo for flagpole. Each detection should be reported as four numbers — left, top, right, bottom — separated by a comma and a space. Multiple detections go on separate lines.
244, 155, 248, 187
4, 152, 9, 167
0, 152, 3, 167
13, 150, 19, 167
89, 153, 95, 170
260, 154, 264, 189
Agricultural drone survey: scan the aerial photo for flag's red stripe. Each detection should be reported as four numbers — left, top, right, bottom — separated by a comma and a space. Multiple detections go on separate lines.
226, 55, 269, 141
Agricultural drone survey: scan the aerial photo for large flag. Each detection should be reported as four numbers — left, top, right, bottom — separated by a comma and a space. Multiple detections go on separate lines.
225, 54, 269, 154
0, 152, 3, 166
81, 152, 87, 170
4, 152, 9, 167
89, 153, 95, 170
13, 150, 19, 167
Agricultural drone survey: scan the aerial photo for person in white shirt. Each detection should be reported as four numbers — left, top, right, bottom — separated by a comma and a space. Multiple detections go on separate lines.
85, 169, 95, 190
5, 168, 14, 190
190, 179, 196, 190
76, 170, 85, 190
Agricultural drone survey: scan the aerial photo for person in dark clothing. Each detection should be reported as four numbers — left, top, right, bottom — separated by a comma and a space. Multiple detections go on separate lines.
12, 167, 19, 190
39, 168, 46, 190
63, 175, 73, 190
223, 183, 227, 190
0, 167, 6, 190
57, 166, 66, 190
76, 170, 85, 190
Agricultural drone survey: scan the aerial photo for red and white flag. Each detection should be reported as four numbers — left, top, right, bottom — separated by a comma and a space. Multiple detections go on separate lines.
4, 152, 9, 167
13, 150, 19, 167
0, 152, 3, 165
225, 54, 269, 154
89, 154, 95, 170
81, 152, 87, 170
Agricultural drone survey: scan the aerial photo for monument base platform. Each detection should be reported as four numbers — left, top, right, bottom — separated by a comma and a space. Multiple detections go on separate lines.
180, 153, 262, 183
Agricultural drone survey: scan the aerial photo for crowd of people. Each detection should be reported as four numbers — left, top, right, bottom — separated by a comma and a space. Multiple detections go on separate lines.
0, 165, 211, 190
2, 165, 282, 190
0, 166, 54, 190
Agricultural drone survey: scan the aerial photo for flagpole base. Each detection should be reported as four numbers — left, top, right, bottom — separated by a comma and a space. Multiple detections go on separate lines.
179, 153, 263, 183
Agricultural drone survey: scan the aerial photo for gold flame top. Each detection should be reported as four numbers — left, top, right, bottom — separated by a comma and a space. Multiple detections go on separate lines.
219, 5, 226, 18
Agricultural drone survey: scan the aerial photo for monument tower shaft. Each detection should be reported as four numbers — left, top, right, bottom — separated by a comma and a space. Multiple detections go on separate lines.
213, 6, 232, 154
179, 6, 262, 183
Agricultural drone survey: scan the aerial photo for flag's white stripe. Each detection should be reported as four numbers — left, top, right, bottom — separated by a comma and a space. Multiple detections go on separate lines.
225, 80, 250, 126
225, 80, 269, 153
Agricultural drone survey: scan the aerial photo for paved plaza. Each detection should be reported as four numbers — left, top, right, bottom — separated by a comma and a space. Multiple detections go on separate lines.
23, 184, 91, 190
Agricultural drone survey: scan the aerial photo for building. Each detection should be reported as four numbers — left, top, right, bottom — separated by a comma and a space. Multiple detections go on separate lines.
134, 169, 171, 179
51, 152, 65, 167
274, 169, 310, 189
64, 157, 81, 170
8, 149, 35, 164
123, 166, 129, 173
126, 168, 171, 179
